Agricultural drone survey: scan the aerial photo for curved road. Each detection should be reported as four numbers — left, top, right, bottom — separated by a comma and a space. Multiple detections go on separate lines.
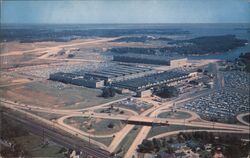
148, 129, 250, 140
237, 113, 250, 126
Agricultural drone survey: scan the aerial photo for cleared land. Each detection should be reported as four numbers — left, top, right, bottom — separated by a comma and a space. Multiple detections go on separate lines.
0, 80, 127, 109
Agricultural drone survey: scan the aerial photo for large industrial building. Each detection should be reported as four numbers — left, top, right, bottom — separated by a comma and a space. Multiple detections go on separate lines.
49, 72, 105, 88
84, 64, 156, 83
112, 70, 192, 91
49, 64, 156, 88
113, 54, 169, 65
49, 63, 196, 97
113, 54, 187, 66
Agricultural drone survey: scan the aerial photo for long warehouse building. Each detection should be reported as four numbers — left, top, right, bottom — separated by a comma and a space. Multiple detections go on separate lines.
112, 70, 192, 91
84, 64, 156, 83
49, 64, 157, 88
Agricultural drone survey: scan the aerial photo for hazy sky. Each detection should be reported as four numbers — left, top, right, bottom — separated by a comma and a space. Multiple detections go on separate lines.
1, 0, 250, 24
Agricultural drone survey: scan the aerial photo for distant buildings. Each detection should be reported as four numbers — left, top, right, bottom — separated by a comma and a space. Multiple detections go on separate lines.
113, 53, 187, 66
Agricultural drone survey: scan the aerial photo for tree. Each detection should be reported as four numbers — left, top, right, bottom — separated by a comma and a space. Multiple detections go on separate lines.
137, 139, 154, 153
67, 54, 75, 58
107, 122, 114, 128
197, 68, 203, 72
165, 145, 174, 154
101, 87, 116, 98
152, 138, 161, 152
156, 86, 179, 98
167, 137, 174, 144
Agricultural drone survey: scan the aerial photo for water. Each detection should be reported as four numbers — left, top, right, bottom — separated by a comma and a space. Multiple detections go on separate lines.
183, 23, 250, 60
2, 23, 250, 60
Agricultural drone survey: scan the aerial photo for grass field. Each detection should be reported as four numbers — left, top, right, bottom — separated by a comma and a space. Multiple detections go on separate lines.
64, 116, 125, 135
94, 107, 135, 115
24, 110, 64, 120
158, 111, 192, 120
147, 125, 210, 138
91, 137, 114, 147
0, 114, 65, 157
14, 134, 65, 157
1, 80, 127, 109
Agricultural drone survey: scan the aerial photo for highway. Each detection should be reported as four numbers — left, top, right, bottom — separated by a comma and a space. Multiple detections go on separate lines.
148, 129, 250, 140
1, 109, 110, 158
0, 102, 111, 158
123, 87, 249, 158
1, 85, 249, 158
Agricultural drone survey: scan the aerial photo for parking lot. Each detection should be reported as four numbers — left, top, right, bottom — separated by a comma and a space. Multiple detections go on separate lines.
183, 89, 249, 123
222, 71, 250, 91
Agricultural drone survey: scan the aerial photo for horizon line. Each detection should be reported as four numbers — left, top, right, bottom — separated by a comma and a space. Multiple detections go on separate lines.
1, 22, 250, 25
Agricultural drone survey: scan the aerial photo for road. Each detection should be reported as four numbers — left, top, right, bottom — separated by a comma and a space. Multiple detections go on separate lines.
123, 87, 248, 158
148, 129, 250, 140
1, 108, 110, 158
237, 112, 250, 126
1, 83, 249, 158
2, 87, 249, 157
0, 101, 109, 150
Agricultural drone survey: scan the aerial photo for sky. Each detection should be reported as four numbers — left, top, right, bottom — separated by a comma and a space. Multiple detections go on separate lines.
1, 0, 250, 24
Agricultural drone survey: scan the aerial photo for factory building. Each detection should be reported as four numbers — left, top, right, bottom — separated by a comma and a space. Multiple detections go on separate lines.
112, 70, 191, 91
49, 64, 156, 88
113, 54, 170, 65
84, 64, 156, 83
113, 54, 187, 66
49, 72, 104, 88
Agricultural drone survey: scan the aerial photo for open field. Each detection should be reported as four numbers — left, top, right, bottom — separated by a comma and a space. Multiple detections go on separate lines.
91, 137, 114, 147
0, 80, 127, 109
113, 99, 153, 114
147, 125, 210, 139
158, 111, 192, 120
64, 116, 125, 135
94, 107, 136, 115
13, 134, 65, 157
0, 114, 65, 158
23, 110, 64, 121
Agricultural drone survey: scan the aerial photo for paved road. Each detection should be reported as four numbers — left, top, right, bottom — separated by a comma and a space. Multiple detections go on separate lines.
1, 108, 110, 158
1, 86, 249, 158
0, 101, 108, 150
123, 87, 248, 158
148, 129, 250, 140
237, 112, 250, 126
